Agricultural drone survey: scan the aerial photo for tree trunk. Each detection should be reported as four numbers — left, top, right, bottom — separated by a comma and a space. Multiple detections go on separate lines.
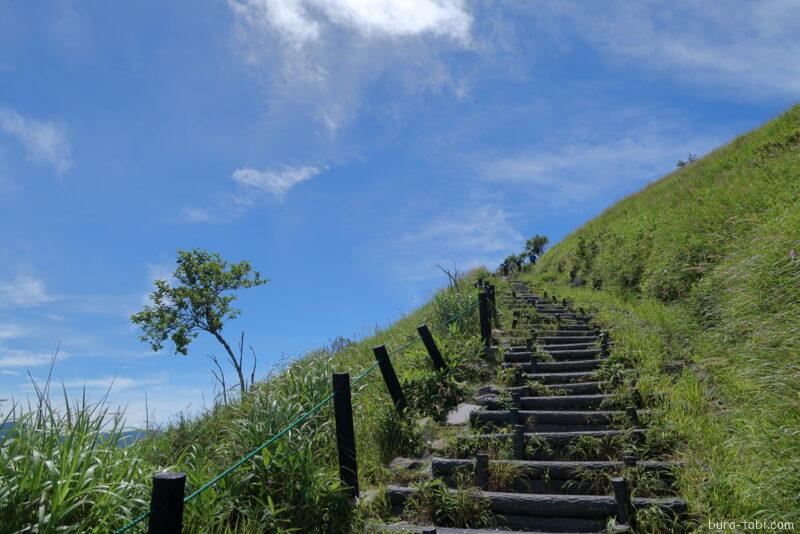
213, 331, 246, 394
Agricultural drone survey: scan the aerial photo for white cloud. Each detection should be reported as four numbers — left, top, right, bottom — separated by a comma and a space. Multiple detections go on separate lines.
0, 323, 28, 340
180, 206, 215, 223
0, 348, 60, 369
0, 106, 72, 173
0, 275, 52, 308
229, 0, 471, 48
60, 373, 167, 393
232, 165, 322, 201
541, 1, 800, 97
479, 124, 724, 210
227, 0, 474, 134
371, 199, 523, 281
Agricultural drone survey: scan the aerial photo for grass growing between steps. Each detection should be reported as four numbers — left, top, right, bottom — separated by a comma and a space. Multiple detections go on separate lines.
517, 277, 800, 528
0, 270, 488, 533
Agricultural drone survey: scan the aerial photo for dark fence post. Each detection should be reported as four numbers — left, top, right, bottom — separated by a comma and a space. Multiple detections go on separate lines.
513, 424, 525, 460
333, 373, 359, 499
626, 406, 640, 427
475, 453, 489, 490
148, 472, 186, 534
479, 292, 492, 348
612, 477, 636, 528
373, 345, 407, 410
417, 324, 448, 371
487, 283, 498, 323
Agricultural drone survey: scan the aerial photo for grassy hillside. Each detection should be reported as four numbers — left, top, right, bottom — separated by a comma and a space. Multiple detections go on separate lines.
523, 104, 800, 524
0, 271, 487, 533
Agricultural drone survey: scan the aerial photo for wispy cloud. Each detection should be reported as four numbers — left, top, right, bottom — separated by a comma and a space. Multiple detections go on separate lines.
179, 206, 215, 223
0, 274, 52, 308
0, 348, 62, 369
232, 165, 322, 202
0, 106, 72, 173
478, 122, 724, 210
59, 373, 167, 393
228, 0, 474, 133
540, 1, 800, 98
229, 0, 472, 48
369, 198, 523, 282
0, 323, 28, 340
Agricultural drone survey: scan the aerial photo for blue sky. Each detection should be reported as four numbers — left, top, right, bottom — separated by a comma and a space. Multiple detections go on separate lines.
1, 1, 798, 425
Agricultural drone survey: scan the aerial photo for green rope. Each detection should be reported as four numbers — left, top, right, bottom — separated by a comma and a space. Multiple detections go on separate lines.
114, 297, 480, 533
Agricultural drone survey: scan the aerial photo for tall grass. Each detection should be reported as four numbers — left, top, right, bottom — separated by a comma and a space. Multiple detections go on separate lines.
0, 269, 486, 533
525, 103, 800, 524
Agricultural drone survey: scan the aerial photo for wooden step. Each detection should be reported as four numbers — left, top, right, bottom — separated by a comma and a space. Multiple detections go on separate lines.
387, 486, 686, 532
521, 395, 611, 410
538, 336, 599, 345
505, 349, 601, 362
471, 409, 621, 431
527, 371, 597, 384
469, 429, 645, 450
377, 524, 591, 534
508, 360, 603, 373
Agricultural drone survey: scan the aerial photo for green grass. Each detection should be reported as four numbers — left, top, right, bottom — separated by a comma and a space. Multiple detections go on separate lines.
0, 269, 488, 533
521, 103, 800, 526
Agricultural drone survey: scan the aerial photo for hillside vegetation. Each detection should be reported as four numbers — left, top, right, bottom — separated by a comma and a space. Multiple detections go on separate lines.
523, 104, 800, 523
0, 271, 487, 533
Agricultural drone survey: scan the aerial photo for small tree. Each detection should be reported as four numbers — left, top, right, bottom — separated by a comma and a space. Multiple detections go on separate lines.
524, 234, 549, 257
131, 249, 268, 395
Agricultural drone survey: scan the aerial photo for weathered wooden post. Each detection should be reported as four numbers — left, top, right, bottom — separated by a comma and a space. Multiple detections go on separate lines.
623, 454, 638, 467
373, 345, 407, 410
148, 472, 186, 534
475, 453, 489, 490
479, 291, 492, 348
333, 373, 359, 498
600, 332, 609, 357
487, 283, 498, 323
417, 324, 447, 371
633, 388, 644, 409
510, 407, 520, 425
612, 477, 636, 528
513, 424, 525, 460
562, 298, 568, 308
626, 406, 640, 427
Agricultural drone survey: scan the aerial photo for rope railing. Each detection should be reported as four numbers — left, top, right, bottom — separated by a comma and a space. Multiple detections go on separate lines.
114, 294, 485, 533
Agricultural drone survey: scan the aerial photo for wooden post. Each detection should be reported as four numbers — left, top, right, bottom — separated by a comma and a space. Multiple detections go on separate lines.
612, 477, 636, 528
475, 453, 489, 490
600, 333, 609, 357
513, 424, 525, 460
148, 472, 186, 534
422, 529, 437, 534
487, 284, 498, 322
373, 345, 407, 410
417, 324, 448, 371
510, 407, 520, 425
530, 353, 538, 374
543, 291, 548, 301
626, 406, 640, 427
623, 454, 638, 467
511, 390, 521, 408
633, 388, 644, 409
562, 298, 568, 308
479, 292, 491, 348
333, 373, 359, 498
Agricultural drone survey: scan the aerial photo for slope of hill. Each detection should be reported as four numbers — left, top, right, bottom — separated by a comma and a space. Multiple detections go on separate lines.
522, 104, 800, 523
